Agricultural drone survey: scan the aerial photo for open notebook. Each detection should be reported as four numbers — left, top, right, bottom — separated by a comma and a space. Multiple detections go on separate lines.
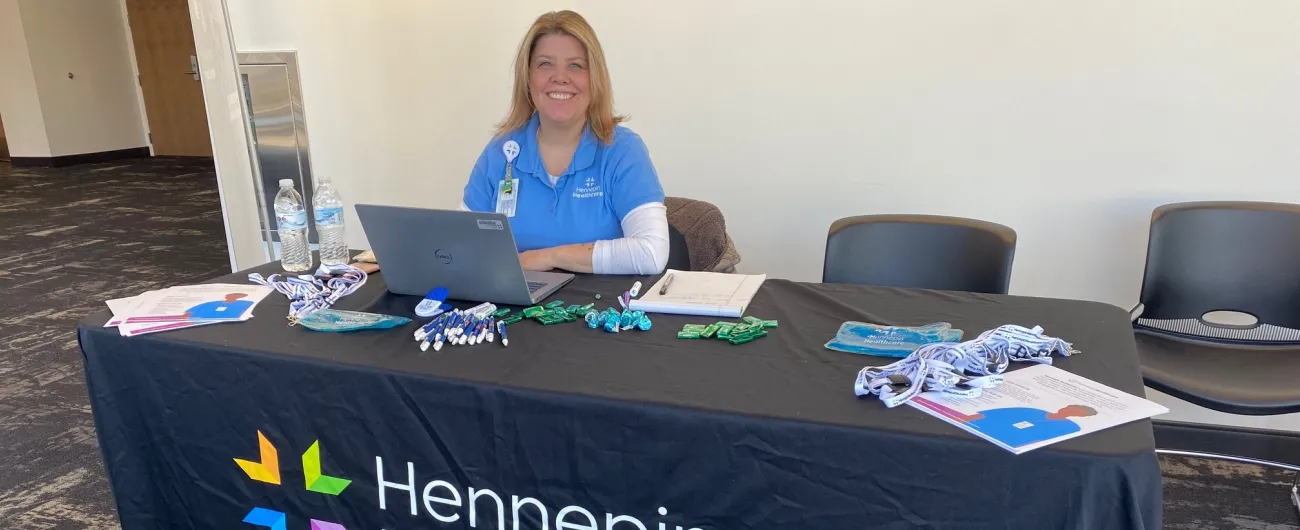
629, 270, 767, 317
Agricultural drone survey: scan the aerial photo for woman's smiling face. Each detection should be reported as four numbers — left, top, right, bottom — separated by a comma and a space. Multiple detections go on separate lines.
529, 33, 591, 129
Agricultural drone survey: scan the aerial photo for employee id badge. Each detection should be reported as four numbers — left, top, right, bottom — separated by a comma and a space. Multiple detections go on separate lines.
495, 141, 522, 217
495, 167, 518, 217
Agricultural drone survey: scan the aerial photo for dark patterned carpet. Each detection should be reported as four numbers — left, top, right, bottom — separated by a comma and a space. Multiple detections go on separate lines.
0, 158, 1297, 529
0, 158, 228, 529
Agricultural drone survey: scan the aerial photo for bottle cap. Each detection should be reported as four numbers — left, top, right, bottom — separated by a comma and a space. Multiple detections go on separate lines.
279, 179, 294, 188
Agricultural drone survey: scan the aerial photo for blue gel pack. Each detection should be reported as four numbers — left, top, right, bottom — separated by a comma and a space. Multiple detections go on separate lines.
296, 309, 412, 332
825, 321, 963, 358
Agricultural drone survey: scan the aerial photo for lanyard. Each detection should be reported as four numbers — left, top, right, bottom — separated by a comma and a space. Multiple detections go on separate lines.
855, 325, 1077, 407
249, 263, 368, 322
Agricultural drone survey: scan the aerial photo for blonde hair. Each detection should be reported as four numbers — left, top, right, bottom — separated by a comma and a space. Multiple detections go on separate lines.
496, 10, 624, 144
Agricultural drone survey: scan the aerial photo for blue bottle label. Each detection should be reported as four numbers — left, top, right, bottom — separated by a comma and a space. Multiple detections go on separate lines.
315, 207, 344, 225
277, 210, 307, 230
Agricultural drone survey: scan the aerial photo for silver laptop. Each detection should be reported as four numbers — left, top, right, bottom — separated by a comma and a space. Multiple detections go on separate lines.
354, 205, 573, 305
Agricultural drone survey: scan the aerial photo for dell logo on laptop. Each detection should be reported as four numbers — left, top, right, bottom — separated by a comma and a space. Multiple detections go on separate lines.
434, 249, 453, 264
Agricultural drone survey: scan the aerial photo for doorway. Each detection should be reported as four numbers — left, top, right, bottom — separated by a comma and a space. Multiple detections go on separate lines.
0, 113, 8, 161
123, 0, 212, 157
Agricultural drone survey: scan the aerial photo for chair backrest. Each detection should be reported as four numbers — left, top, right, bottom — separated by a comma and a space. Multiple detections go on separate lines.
665, 196, 734, 272
1137, 201, 1300, 338
666, 224, 691, 271
823, 214, 1016, 294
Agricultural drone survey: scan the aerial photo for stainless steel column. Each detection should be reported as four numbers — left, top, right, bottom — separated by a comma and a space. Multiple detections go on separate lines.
236, 51, 316, 251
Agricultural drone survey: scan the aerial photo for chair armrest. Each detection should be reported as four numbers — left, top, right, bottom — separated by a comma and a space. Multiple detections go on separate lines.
1129, 303, 1145, 322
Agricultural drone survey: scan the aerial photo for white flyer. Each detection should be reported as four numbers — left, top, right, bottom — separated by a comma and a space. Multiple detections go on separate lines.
104, 292, 231, 336
907, 364, 1168, 454
113, 284, 272, 324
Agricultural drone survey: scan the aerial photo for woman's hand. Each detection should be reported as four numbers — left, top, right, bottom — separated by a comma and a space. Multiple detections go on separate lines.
519, 249, 555, 271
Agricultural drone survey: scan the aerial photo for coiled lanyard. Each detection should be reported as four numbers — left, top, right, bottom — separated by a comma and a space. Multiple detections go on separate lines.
855, 325, 1077, 407
249, 263, 368, 322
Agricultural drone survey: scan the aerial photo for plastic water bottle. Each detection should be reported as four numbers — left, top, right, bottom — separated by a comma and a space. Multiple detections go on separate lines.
274, 179, 312, 272
312, 177, 349, 266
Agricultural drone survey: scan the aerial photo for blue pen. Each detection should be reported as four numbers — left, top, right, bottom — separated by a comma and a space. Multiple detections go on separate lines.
427, 310, 452, 332
416, 316, 437, 340
464, 314, 478, 345
427, 311, 451, 333
438, 314, 454, 345
498, 321, 509, 347
433, 316, 450, 340
473, 315, 485, 343
420, 318, 444, 350
451, 312, 466, 341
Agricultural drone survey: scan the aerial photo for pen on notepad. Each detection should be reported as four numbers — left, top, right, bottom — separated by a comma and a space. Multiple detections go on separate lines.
659, 273, 675, 295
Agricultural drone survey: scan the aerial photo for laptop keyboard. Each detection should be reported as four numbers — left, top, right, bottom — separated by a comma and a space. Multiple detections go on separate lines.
527, 281, 546, 293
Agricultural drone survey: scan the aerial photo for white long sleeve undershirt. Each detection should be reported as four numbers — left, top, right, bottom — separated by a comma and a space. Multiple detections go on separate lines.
457, 199, 670, 275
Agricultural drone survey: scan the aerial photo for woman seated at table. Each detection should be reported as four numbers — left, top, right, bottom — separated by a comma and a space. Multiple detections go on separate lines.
460, 10, 668, 276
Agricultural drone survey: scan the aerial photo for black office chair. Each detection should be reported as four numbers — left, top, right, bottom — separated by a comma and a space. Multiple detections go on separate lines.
1130, 201, 1300, 515
666, 224, 691, 271
822, 214, 1016, 294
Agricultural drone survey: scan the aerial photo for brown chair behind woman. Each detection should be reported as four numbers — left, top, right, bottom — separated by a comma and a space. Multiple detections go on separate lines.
665, 197, 741, 272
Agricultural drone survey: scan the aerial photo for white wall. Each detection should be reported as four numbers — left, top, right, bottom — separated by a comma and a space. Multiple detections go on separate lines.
0, 0, 51, 157
224, 0, 1300, 306
220, 0, 1300, 428
0, 0, 147, 158
18, 0, 147, 156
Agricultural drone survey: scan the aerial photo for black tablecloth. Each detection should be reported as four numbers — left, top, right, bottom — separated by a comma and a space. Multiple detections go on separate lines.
80, 266, 1160, 530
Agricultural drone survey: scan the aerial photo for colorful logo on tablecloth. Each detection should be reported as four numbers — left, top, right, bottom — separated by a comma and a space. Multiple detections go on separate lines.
233, 430, 351, 529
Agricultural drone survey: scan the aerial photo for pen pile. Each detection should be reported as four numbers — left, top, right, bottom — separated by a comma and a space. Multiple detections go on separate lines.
677, 316, 778, 345
415, 283, 662, 352
413, 302, 509, 351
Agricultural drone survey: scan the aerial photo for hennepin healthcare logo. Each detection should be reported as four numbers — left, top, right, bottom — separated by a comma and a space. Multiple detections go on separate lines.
234, 430, 352, 530
234, 430, 707, 530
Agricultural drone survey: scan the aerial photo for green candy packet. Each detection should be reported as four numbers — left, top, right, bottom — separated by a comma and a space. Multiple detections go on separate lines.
672, 319, 774, 343
701, 323, 720, 338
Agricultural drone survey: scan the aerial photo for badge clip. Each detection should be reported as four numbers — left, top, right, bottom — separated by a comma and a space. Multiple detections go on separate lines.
502, 140, 520, 191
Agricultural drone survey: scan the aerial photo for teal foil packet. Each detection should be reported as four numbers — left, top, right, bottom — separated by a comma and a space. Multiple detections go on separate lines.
296, 309, 411, 332
825, 322, 963, 358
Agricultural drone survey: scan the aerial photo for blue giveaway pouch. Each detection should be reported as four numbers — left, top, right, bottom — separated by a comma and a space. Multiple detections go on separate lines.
825, 321, 963, 358
295, 309, 411, 332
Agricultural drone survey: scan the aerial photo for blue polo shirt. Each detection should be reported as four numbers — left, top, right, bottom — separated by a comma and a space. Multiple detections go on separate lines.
462, 114, 665, 252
